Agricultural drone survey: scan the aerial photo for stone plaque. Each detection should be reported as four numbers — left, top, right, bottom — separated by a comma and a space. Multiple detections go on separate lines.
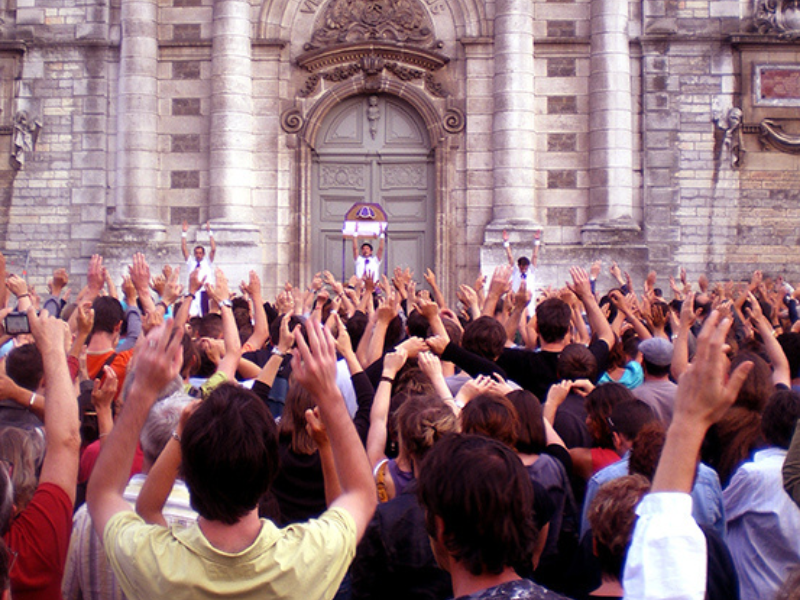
755, 64, 800, 107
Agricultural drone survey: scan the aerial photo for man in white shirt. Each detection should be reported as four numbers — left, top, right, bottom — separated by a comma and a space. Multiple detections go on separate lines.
181, 220, 216, 316
351, 234, 384, 283
503, 229, 540, 294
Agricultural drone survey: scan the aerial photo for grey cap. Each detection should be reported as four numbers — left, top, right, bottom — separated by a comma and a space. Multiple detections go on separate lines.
639, 337, 674, 367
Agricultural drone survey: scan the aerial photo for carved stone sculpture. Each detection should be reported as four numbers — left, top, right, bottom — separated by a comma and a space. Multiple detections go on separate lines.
754, 0, 800, 36
10, 110, 42, 170
304, 0, 437, 50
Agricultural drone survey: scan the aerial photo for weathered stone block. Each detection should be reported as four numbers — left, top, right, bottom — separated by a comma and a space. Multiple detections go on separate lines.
547, 21, 576, 38
547, 58, 576, 78
547, 170, 577, 189
172, 98, 202, 115
171, 134, 201, 153
173, 61, 201, 80
171, 170, 200, 188
547, 96, 578, 115
548, 133, 577, 152
173, 24, 202, 40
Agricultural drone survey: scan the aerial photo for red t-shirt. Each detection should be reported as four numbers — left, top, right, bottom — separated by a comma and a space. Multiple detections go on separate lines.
4, 483, 72, 600
591, 447, 621, 474
79, 440, 144, 485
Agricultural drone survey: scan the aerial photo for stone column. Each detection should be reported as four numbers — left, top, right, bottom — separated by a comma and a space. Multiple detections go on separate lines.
114, 0, 162, 232
583, 0, 638, 240
485, 0, 539, 249
209, 0, 256, 227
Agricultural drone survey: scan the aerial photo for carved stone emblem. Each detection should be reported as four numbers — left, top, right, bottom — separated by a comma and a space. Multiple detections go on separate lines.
754, 0, 800, 36
304, 0, 437, 51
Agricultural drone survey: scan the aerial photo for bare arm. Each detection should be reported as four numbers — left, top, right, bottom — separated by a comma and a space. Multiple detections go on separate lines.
242, 271, 269, 351
671, 292, 695, 382
206, 222, 217, 263
292, 320, 377, 540
29, 308, 82, 504
205, 268, 241, 381
746, 292, 791, 388
181, 221, 190, 261
87, 322, 183, 537
569, 266, 614, 350
366, 349, 407, 468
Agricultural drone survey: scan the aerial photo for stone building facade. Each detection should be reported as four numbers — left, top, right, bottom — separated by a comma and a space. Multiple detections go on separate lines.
1, 0, 800, 298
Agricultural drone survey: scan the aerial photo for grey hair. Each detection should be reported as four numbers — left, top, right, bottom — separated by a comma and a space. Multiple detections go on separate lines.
139, 392, 193, 466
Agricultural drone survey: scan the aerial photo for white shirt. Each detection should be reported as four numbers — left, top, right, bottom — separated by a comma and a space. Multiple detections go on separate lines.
185, 255, 215, 316
723, 447, 800, 600
355, 255, 381, 283
623, 492, 707, 600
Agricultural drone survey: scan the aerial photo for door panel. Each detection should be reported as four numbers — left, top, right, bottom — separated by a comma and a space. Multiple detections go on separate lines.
311, 95, 434, 282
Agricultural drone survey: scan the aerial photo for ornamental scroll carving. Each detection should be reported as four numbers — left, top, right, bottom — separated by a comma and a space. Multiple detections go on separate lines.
754, 0, 800, 36
759, 119, 800, 153
304, 0, 438, 51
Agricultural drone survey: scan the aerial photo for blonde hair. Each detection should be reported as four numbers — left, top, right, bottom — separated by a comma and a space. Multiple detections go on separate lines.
396, 395, 458, 465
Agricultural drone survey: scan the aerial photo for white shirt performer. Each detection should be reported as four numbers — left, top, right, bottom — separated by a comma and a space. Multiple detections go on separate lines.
351, 233, 384, 283
504, 229, 541, 294
181, 220, 216, 316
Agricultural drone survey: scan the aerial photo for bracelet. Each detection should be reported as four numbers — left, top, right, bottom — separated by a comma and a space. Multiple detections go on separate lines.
171, 430, 181, 442
184, 293, 195, 300
17, 293, 29, 299
28, 392, 36, 408
380, 375, 394, 385
156, 301, 168, 312
271, 347, 286, 358
98, 432, 109, 439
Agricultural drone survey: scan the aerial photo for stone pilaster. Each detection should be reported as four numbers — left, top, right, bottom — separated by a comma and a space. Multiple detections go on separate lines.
483, 0, 539, 270
112, 0, 163, 237
208, 0, 257, 237
582, 0, 638, 242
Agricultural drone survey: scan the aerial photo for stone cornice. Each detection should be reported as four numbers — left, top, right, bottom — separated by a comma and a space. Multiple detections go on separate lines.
297, 42, 448, 72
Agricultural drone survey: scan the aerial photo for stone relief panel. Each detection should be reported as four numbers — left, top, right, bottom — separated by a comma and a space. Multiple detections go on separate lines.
304, 0, 439, 50
754, 0, 800, 36
319, 164, 367, 189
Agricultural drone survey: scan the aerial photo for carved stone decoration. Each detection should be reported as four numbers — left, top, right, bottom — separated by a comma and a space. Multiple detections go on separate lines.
281, 107, 305, 133
383, 163, 425, 187
304, 0, 437, 51
442, 107, 465, 134
298, 55, 450, 98
10, 111, 42, 170
713, 105, 744, 168
754, 0, 800, 36
320, 164, 365, 188
759, 119, 800, 153
366, 95, 380, 139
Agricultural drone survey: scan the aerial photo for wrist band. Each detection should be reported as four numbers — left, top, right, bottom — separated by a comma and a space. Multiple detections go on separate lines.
534, 240, 541, 246
17, 293, 29, 299
28, 392, 35, 408
99, 432, 109, 439
503, 241, 510, 248
157, 301, 168, 311
181, 232, 187, 238
379, 233, 385, 239
380, 375, 394, 385
271, 347, 286, 358
184, 293, 195, 300
209, 231, 215, 238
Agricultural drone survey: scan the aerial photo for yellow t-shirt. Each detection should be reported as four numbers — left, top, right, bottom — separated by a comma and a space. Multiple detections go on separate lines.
103, 507, 356, 600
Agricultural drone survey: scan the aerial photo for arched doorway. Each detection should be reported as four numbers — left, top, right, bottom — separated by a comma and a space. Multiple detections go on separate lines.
311, 94, 435, 281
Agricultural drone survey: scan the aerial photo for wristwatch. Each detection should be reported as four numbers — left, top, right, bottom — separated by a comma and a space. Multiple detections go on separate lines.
220, 299, 233, 308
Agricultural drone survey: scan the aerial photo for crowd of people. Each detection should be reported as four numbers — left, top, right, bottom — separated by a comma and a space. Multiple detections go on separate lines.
0, 225, 799, 600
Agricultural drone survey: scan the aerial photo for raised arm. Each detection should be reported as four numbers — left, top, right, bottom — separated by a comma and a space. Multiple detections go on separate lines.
745, 292, 791, 388
671, 292, 695, 381
29, 308, 82, 504
242, 271, 269, 351
204, 268, 241, 381
130, 253, 157, 316
87, 322, 183, 536
502, 229, 514, 266
181, 220, 190, 261
292, 320, 377, 540
569, 266, 614, 350
366, 348, 407, 467
624, 312, 752, 600
206, 222, 216, 263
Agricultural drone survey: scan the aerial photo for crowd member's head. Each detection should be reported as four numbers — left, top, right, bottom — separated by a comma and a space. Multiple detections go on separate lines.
730, 351, 772, 412
181, 383, 279, 525
441, 317, 463, 346
198, 313, 223, 339
0, 426, 45, 513
628, 421, 667, 480
461, 316, 506, 361
460, 393, 518, 449
180, 332, 200, 380
0, 453, 15, 536
193, 245, 206, 262
517, 256, 531, 274
587, 475, 650, 582
406, 310, 430, 339
778, 332, 800, 382
608, 399, 657, 455
638, 337, 673, 378
395, 395, 457, 470
360, 242, 373, 258
5, 343, 43, 392
585, 383, 634, 449
279, 379, 317, 455
711, 406, 764, 487
140, 393, 193, 470
535, 298, 571, 344
557, 343, 598, 382
91, 296, 124, 337
506, 390, 546, 455
418, 434, 537, 577
344, 311, 368, 351
762, 389, 800, 449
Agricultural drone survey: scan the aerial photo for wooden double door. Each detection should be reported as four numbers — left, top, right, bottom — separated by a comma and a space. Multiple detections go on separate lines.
311, 94, 435, 282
